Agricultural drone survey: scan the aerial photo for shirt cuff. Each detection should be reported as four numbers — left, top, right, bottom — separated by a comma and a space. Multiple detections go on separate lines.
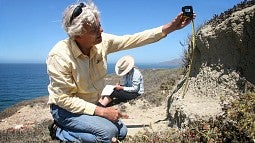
156, 26, 167, 38
84, 102, 97, 115
123, 87, 128, 91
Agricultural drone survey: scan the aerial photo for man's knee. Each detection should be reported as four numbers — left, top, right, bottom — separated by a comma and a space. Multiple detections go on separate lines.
94, 126, 119, 142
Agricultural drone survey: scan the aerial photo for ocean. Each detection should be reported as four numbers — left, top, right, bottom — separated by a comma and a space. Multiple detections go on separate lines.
0, 63, 176, 112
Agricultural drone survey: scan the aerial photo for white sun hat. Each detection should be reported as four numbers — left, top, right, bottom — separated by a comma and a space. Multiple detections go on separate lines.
115, 55, 134, 76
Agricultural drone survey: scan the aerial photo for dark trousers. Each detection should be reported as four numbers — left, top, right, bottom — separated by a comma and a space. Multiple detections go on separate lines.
108, 90, 140, 106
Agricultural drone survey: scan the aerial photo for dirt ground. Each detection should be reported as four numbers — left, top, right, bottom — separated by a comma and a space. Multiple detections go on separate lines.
0, 97, 169, 137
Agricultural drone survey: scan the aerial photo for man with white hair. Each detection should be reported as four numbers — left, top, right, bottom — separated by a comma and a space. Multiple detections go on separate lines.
47, 1, 195, 142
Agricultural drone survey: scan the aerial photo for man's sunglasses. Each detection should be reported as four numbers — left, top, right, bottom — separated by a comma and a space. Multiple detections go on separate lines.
70, 3, 86, 24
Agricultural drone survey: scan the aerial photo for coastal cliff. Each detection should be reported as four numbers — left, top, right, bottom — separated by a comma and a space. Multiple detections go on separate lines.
167, 1, 255, 127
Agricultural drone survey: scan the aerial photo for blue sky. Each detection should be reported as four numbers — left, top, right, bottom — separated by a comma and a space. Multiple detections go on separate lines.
0, 0, 244, 64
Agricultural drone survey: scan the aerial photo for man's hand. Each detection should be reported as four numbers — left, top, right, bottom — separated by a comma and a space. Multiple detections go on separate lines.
115, 84, 124, 91
162, 12, 196, 35
94, 106, 123, 122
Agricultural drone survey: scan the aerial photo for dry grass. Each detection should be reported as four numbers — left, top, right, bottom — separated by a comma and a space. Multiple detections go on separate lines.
122, 92, 255, 143
0, 96, 48, 120
0, 119, 57, 143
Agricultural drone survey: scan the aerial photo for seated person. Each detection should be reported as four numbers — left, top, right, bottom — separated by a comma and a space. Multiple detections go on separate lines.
99, 55, 144, 106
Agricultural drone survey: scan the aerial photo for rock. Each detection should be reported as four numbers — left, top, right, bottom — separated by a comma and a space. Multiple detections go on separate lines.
14, 124, 24, 130
167, 3, 255, 128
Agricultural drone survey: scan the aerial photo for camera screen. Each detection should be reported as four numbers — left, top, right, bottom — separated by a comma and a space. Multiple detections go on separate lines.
185, 9, 191, 12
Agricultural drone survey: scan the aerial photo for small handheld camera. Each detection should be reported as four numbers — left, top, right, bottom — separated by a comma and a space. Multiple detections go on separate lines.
182, 6, 193, 18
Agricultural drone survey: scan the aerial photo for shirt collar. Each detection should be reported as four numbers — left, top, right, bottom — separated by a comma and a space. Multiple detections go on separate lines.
90, 46, 98, 59
70, 38, 83, 58
69, 38, 98, 59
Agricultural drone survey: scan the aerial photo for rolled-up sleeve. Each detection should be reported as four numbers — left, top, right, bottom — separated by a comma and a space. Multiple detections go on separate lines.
47, 54, 96, 115
105, 26, 166, 54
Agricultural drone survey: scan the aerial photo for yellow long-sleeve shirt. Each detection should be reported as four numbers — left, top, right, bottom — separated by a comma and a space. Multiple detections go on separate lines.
46, 26, 166, 115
